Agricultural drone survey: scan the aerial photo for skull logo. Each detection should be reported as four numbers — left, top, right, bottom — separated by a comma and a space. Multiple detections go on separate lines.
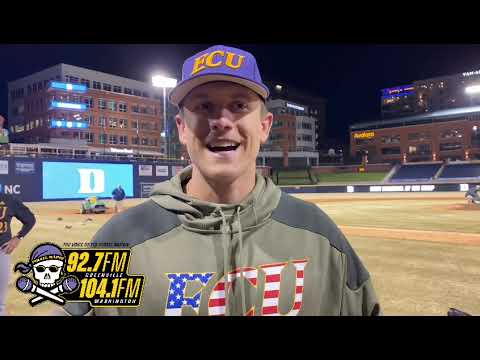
15, 243, 66, 289
33, 259, 64, 288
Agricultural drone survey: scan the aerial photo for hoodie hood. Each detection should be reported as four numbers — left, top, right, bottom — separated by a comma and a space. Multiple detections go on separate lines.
150, 166, 282, 233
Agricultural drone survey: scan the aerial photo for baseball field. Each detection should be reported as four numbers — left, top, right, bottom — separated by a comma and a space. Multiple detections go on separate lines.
5, 191, 480, 316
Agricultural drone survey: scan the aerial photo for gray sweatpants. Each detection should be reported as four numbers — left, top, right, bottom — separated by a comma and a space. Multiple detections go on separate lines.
0, 252, 10, 316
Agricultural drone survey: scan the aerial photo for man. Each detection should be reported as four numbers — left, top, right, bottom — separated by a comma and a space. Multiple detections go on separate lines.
62, 45, 380, 316
465, 185, 480, 204
0, 193, 36, 315
111, 185, 126, 213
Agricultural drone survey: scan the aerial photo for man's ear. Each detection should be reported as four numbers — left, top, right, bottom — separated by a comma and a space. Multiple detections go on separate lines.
176, 114, 187, 146
259, 112, 273, 144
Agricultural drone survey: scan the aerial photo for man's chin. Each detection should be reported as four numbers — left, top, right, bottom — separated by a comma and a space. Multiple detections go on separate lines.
199, 165, 247, 184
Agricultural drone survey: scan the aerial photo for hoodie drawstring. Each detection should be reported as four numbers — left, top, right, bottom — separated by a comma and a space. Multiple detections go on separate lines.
218, 207, 230, 316
217, 206, 247, 316
236, 206, 247, 317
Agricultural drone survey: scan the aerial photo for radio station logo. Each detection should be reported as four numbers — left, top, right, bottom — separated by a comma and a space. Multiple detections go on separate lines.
15, 243, 145, 308
15, 243, 79, 306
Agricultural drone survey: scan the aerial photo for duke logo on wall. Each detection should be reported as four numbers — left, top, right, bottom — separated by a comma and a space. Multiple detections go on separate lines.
77, 169, 105, 194
42, 162, 133, 200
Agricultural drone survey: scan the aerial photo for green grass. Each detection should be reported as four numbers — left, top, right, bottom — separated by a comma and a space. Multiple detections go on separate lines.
273, 170, 316, 185
273, 171, 388, 185
314, 172, 388, 183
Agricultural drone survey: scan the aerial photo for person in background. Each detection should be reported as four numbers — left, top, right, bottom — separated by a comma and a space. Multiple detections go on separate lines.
0, 193, 36, 316
111, 185, 126, 213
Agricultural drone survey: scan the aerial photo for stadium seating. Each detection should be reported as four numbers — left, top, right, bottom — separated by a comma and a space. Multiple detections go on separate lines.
389, 163, 442, 182
438, 163, 480, 179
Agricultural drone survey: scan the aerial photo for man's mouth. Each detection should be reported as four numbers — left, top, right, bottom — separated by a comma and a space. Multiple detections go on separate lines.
206, 141, 240, 153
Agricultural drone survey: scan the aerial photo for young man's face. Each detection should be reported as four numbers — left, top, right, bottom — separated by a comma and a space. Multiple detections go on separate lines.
176, 82, 273, 184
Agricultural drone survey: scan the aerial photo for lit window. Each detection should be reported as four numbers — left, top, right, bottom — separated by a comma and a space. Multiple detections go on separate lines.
109, 118, 118, 128
108, 101, 117, 111
119, 119, 128, 128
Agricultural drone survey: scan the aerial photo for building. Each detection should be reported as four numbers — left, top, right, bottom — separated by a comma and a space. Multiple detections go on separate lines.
355, 65, 480, 164
7, 63, 181, 158
381, 67, 480, 119
350, 106, 480, 164
381, 84, 417, 119
258, 82, 327, 168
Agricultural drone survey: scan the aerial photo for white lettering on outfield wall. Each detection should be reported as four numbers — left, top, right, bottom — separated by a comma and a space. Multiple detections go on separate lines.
4, 185, 21, 194
77, 169, 105, 194
369, 185, 435, 192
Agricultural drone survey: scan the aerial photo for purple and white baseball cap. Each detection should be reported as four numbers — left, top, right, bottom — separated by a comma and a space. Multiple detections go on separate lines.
169, 45, 270, 106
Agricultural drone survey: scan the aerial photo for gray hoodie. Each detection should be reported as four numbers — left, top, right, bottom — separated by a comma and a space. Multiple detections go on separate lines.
62, 166, 380, 316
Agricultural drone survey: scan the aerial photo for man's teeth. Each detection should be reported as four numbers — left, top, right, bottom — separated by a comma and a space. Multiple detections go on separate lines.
210, 142, 238, 147
207, 143, 239, 152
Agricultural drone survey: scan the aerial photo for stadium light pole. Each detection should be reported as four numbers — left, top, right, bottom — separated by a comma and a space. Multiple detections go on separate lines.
152, 75, 177, 159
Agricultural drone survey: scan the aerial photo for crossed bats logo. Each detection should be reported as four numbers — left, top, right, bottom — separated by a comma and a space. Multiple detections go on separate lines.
14, 243, 79, 307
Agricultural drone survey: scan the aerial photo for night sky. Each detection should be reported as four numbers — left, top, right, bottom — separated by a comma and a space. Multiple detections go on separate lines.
3, 44, 480, 144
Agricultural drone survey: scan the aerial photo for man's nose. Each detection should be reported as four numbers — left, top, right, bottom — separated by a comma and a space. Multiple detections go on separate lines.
209, 110, 234, 132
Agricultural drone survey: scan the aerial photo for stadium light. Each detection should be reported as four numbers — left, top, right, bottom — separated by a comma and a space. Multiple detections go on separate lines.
152, 75, 178, 159
152, 75, 177, 88
474, 125, 478, 131
465, 85, 480, 94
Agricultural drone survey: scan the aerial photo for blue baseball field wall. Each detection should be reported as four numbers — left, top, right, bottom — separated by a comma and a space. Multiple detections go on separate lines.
280, 183, 480, 194
0, 157, 186, 202
0, 156, 478, 202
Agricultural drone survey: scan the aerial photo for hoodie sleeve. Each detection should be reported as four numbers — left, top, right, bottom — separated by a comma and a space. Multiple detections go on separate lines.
340, 258, 381, 316
12, 197, 36, 238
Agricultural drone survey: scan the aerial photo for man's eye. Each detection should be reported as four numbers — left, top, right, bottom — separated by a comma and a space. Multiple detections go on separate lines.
232, 102, 249, 111
196, 103, 212, 112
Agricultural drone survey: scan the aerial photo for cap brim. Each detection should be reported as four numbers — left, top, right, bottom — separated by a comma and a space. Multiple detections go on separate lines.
169, 74, 269, 106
